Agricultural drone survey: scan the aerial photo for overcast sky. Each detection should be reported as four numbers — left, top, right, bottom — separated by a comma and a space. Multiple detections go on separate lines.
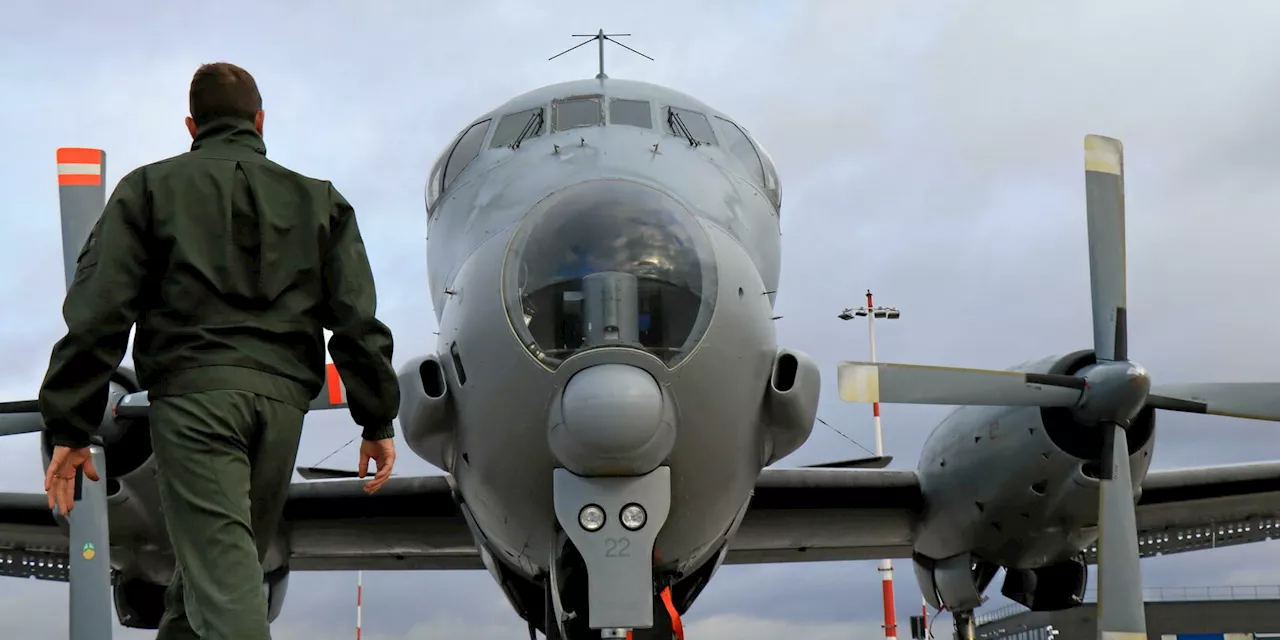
2, 1, 1280, 638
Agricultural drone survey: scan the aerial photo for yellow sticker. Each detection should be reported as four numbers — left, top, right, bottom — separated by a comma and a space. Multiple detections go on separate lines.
82, 543, 95, 560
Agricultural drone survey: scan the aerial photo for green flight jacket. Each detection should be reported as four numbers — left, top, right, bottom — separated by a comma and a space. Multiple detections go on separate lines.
38, 117, 399, 448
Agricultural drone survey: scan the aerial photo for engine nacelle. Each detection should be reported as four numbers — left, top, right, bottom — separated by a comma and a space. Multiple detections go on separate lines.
910, 349, 1158, 610
113, 567, 291, 629
265, 566, 290, 622
760, 348, 820, 466
398, 354, 457, 472
1000, 556, 1087, 611
913, 552, 998, 612
113, 575, 166, 629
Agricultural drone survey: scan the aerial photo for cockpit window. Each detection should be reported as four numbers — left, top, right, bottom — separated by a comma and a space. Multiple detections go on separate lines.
554, 96, 603, 131
442, 119, 491, 191
609, 99, 652, 129
491, 108, 545, 148
502, 179, 718, 370
665, 107, 716, 145
715, 117, 766, 186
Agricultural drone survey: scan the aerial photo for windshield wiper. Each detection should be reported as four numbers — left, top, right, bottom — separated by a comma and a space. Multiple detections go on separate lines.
511, 110, 544, 149
667, 108, 699, 147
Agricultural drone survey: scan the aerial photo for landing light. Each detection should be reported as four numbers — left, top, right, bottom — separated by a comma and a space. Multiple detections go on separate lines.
579, 504, 606, 532
620, 503, 647, 531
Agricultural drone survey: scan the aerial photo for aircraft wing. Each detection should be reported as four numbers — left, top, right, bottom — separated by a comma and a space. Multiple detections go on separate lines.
3, 462, 1277, 579
0, 492, 72, 581
723, 468, 921, 564
0, 475, 484, 583
723, 462, 1280, 565
1081, 461, 1280, 562
283, 474, 483, 571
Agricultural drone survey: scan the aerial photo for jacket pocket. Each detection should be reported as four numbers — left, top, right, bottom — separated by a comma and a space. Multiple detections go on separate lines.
72, 231, 100, 281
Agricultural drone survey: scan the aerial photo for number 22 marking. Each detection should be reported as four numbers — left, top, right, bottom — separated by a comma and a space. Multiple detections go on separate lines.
604, 537, 631, 557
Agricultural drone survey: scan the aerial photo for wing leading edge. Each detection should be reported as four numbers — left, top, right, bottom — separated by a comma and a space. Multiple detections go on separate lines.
283, 474, 482, 571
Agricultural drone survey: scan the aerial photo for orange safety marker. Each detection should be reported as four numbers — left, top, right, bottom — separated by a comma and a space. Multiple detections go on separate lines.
56, 148, 103, 186
622, 587, 683, 640
326, 362, 346, 405
661, 586, 684, 640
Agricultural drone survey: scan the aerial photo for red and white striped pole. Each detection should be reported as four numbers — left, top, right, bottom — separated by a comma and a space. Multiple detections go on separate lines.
867, 290, 898, 640
922, 596, 929, 638
356, 570, 363, 640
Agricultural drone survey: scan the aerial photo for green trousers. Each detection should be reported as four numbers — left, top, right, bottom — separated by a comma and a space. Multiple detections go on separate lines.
150, 390, 305, 640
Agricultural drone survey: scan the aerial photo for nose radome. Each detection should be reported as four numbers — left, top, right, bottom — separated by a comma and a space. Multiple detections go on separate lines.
563, 365, 662, 455
549, 364, 676, 476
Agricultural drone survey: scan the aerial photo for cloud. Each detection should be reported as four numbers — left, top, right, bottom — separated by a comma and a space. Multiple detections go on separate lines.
1, 0, 1280, 637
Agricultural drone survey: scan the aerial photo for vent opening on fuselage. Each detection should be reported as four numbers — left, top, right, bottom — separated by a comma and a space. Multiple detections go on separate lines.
450, 342, 467, 386
772, 352, 798, 392
420, 358, 446, 398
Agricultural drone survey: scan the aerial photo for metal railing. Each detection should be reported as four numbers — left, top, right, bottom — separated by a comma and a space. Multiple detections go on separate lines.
975, 585, 1280, 626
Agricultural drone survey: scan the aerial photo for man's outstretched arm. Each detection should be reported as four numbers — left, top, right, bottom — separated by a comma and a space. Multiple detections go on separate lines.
39, 169, 150, 448
321, 182, 400, 441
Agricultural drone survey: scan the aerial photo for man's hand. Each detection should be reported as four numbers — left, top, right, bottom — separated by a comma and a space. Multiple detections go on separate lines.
44, 445, 99, 516
358, 438, 396, 494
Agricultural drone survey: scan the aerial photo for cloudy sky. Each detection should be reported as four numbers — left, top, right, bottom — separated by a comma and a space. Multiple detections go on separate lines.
3, 0, 1280, 638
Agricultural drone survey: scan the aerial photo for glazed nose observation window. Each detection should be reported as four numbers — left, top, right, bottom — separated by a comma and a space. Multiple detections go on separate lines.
503, 179, 718, 369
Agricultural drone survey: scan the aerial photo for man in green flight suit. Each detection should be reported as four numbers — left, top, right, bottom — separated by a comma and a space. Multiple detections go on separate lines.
38, 62, 401, 639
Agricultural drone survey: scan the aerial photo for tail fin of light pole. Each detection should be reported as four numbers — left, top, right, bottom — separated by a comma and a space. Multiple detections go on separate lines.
547, 29, 654, 80
837, 290, 903, 640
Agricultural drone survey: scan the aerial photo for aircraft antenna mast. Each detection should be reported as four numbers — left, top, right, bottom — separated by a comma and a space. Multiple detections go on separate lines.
548, 30, 653, 80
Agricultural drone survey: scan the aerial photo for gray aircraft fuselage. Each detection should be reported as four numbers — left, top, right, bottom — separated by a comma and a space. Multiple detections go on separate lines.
396, 76, 820, 621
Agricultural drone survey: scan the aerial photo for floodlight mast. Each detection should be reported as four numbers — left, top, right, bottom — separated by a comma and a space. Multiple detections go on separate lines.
836, 290, 902, 458
547, 29, 654, 79
837, 289, 903, 640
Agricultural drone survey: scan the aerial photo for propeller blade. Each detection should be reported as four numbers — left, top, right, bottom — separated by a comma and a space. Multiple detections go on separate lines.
68, 445, 114, 640
57, 148, 109, 290
804, 455, 893, 469
1084, 135, 1129, 362
837, 361, 1085, 407
1148, 383, 1280, 422
296, 466, 363, 480
1095, 422, 1146, 637
57, 147, 116, 640
0, 400, 44, 436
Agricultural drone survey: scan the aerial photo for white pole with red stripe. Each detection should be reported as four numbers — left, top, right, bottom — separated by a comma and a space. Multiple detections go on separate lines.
922, 595, 929, 639
356, 570, 363, 640
867, 290, 898, 640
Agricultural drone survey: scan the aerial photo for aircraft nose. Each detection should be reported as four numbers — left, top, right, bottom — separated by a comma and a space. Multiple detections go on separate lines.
549, 363, 677, 476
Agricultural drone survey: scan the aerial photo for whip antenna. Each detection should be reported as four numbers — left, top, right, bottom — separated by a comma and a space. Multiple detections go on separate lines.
548, 29, 653, 79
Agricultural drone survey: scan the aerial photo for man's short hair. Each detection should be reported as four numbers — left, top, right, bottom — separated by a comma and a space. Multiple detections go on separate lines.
188, 62, 262, 127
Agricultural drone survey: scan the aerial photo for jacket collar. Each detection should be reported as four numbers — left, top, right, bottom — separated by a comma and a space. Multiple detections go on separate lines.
190, 116, 267, 155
